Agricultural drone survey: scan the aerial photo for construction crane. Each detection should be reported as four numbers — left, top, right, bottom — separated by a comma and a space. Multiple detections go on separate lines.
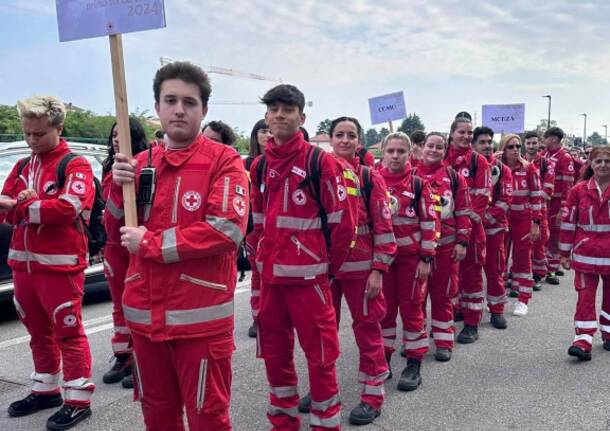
160, 56, 282, 83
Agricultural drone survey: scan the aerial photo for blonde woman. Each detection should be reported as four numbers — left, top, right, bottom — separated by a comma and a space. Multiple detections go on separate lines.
499, 134, 541, 317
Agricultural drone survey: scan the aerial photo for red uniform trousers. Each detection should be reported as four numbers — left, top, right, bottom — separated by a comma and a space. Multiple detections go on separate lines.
572, 272, 610, 352
506, 216, 534, 304
248, 255, 261, 320
532, 211, 550, 278
459, 223, 486, 326
12, 270, 94, 406
483, 231, 507, 314
103, 243, 131, 355
427, 244, 459, 349
331, 279, 388, 410
131, 331, 233, 431
258, 281, 341, 431
381, 257, 428, 361
546, 198, 562, 273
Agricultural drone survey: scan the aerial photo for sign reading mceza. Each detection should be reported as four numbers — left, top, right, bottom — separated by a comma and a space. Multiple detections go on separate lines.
368, 91, 406, 125
482, 103, 525, 133
56, 0, 166, 42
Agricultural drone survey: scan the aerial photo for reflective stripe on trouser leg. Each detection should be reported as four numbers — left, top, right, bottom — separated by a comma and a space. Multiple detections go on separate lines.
381, 263, 401, 355
428, 245, 458, 349
460, 224, 485, 326
31, 371, 61, 394
63, 377, 95, 406
573, 272, 599, 352
600, 275, 610, 341
546, 199, 561, 272
484, 231, 506, 314
509, 219, 534, 305
105, 245, 132, 355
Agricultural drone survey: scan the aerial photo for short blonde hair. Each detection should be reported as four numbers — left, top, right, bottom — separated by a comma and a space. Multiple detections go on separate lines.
17, 95, 66, 127
499, 134, 528, 166
381, 132, 411, 151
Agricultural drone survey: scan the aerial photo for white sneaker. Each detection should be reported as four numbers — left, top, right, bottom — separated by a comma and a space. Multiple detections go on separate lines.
513, 301, 528, 317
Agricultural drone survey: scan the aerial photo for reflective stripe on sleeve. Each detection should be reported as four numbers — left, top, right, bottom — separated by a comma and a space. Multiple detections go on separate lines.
559, 243, 572, 252
374, 233, 395, 245
29, 200, 42, 224
578, 224, 610, 232
326, 210, 343, 224
340, 260, 372, 272
106, 197, 124, 219
252, 212, 264, 225
469, 188, 490, 196
373, 253, 394, 265
206, 216, 244, 246
161, 227, 180, 264
512, 190, 530, 197
561, 223, 576, 231
438, 234, 456, 245
59, 194, 82, 215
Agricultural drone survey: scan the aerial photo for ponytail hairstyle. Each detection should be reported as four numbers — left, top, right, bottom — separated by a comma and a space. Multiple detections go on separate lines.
448, 116, 472, 146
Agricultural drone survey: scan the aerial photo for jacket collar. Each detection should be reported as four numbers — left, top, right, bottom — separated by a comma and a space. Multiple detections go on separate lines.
162, 134, 205, 167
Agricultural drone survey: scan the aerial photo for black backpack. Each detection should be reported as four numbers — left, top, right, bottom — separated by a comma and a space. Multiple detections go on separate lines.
255, 146, 330, 247
17, 154, 107, 258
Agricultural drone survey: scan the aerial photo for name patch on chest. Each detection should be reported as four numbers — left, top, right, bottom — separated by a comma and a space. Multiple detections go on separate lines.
291, 166, 306, 178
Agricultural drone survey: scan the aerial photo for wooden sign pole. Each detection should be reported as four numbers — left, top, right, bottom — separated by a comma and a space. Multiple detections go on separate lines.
388, 121, 394, 133
108, 34, 137, 227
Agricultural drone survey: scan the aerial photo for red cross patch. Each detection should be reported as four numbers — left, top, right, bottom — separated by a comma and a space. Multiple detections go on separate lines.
461, 168, 470, 178
337, 185, 346, 201
71, 181, 86, 195
182, 191, 202, 211
233, 196, 246, 217
292, 189, 307, 206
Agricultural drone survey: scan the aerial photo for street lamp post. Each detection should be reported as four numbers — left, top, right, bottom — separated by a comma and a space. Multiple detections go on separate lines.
603, 124, 608, 144
542, 95, 552, 128
581, 113, 587, 147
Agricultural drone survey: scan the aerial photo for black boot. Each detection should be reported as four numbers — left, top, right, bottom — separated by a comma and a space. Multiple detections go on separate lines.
248, 322, 257, 338
434, 348, 452, 362
397, 359, 422, 391
545, 273, 560, 285
490, 313, 508, 329
604, 340, 610, 351
568, 345, 591, 361
349, 402, 380, 425
457, 325, 479, 344
297, 392, 311, 414
103, 354, 132, 384
399, 344, 406, 357
555, 270, 565, 276
238, 271, 246, 282
8, 393, 63, 417
121, 374, 134, 389
454, 310, 464, 322
533, 280, 542, 291
46, 404, 92, 431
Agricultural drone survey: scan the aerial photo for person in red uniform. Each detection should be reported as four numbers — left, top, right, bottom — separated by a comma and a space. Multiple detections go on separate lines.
0, 96, 96, 430
499, 135, 541, 316
408, 130, 426, 169
560, 146, 610, 361
249, 85, 356, 431
356, 144, 375, 167
244, 119, 272, 338
110, 62, 249, 431
416, 132, 471, 361
524, 131, 555, 290
471, 127, 513, 329
326, 116, 395, 424
445, 117, 492, 343
101, 118, 149, 389
379, 132, 439, 391
543, 127, 575, 284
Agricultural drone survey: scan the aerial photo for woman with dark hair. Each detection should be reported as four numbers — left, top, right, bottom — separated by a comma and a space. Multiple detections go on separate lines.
245, 119, 271, 171
560, 146, 610, 361
101, 117, 148, 389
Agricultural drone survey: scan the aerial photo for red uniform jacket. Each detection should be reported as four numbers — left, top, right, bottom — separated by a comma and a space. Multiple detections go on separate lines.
508, 160, 542, 222
249, 132, 357, 285
357, 146, 375, 168
560, 179, 610, 274
336, 158, 396, 280
106, 135, 249, 341
380, 166, 439, 261
483, 157, 513, 236
544, 147, 575, 203
532, 156, 556, 204
1, 140, 94, 273
446, 146, 492, 225
416, 162, 472, 246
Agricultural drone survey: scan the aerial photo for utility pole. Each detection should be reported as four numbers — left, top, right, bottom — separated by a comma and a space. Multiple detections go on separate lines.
542, 95, 551, 129
581, 113, 587, 147
603, 124, 608, 143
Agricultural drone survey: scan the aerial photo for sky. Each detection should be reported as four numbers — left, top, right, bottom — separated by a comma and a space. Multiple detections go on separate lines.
1, 0, 609, 139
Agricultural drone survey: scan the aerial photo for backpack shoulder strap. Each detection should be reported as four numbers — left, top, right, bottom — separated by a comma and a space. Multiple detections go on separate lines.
56, 153, 80, 189
540, 157, 547, 177
255, 154, 267, 192
361, 166, 372, 212
447, 166, 458, 196
17, 156, 31, 177
307, 145, 324, 203
469, 152, 478, 178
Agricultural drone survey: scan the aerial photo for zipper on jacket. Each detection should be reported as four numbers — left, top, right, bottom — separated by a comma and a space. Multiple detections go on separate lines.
124, 273, 142, 283
283, 178, 289, 213
172, 177, 182, 225
313, 284, 326, 304
180, 274, 227, 291
222, 176, 230, 213
291, 235, 321, 262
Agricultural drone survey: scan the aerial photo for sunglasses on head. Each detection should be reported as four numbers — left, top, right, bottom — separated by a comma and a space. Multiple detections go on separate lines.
507, 144, 521, 150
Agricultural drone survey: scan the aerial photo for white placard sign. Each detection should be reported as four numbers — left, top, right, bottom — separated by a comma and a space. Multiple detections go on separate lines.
56, 0, 166, 42
482, 103, 525, 133
368, 91, 407, 125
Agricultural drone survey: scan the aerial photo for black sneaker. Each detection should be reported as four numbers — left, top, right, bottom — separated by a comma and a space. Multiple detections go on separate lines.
103, 354, 132, 384
297, 392, 311, 414
121, 374, 133, 389
457, 325, 479, 344
238, 272, 246, 282
568, 345, 591, 361
533, 274, 541, 283
533, 281, 542, 292
555, 270, 565, 276
349, 402, 380, 425
399, 345, 406, 358
434, 348, 452, 362
397, 359, 422, 391
508, 289, 518, 298
490, 313, 508, 329
545, 273, 560, 285
604, 340, 610, 351
248, 322, 257, 338
8, 393, 63, 417
46, 405, 92, 431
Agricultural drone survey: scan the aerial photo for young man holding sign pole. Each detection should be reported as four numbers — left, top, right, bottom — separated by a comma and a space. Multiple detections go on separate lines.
110, 62, 249, 431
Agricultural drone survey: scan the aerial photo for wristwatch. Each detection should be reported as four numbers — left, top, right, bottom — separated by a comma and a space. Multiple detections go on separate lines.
533, 219, 540, 225
420, 255, 433, 263
457, 240, 468, 247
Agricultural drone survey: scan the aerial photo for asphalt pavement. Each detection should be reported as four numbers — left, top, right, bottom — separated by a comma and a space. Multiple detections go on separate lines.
0, 270, 609, 431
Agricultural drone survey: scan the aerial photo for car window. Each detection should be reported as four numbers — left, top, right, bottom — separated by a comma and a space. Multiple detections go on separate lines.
0, 153, 27, 191
84, 155, 104, 181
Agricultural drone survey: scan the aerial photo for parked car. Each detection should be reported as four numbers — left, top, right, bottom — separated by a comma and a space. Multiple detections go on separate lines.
0, 141, 109, 301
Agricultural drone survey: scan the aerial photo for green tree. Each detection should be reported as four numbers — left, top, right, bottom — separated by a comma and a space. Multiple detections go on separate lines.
233, 127, 250, 154
534, 119, 558, 136
316, 118, 332, 135
365, 128, 379, 148
397, 113, 425, 136
378, 127, 390, 141
0, 104, 21, 135
588, 131, 606, 146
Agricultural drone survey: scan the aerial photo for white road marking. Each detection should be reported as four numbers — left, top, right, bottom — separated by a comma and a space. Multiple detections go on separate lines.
0, 280, 253, 350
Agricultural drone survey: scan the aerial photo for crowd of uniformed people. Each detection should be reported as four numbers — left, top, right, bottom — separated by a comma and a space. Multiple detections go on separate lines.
0, 61, 609, 430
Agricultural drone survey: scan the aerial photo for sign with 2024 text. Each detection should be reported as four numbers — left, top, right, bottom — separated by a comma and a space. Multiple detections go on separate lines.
368, 91, 407, 125
56, 0, 166, 42
482, 103, 525, 133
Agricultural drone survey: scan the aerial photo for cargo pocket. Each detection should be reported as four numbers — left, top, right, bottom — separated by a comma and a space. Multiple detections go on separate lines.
312, 304, 340, 367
